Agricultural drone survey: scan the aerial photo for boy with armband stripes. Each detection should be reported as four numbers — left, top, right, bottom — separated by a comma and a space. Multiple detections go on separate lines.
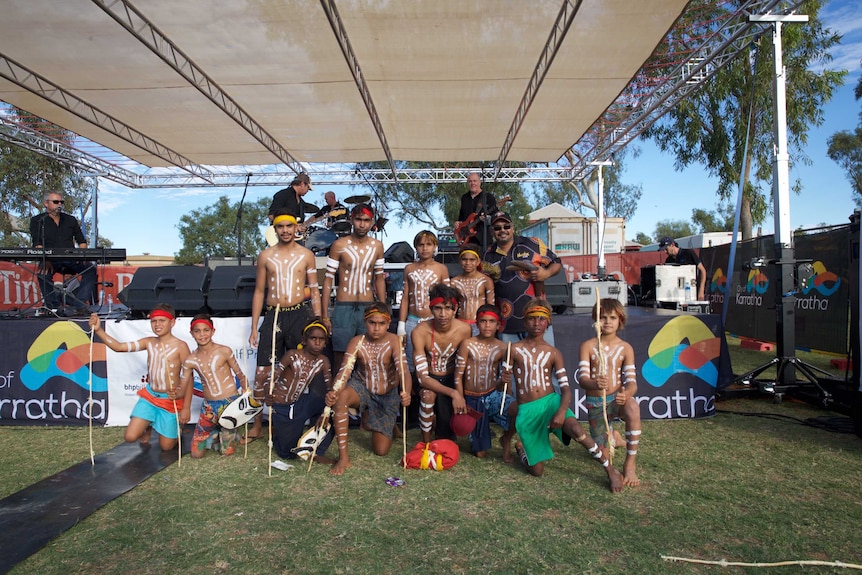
577, 298, 642, 487
510, 299, 623, 492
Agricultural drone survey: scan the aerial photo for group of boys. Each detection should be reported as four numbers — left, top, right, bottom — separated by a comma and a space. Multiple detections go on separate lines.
89, 208, 642, 491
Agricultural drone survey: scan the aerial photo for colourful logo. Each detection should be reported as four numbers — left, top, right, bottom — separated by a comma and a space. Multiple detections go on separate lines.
642, 316, 722, 389
19, 321, 107, 392
801, 261, 840, 297
710, 268, 728, 294
745, 270, 769, 294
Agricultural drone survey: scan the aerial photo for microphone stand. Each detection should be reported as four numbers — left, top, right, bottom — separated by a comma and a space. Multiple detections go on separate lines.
233, 173, 252, 266
38, 213, 52, 312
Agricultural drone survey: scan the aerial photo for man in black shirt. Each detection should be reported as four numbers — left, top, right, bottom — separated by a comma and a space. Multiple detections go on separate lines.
658, 236, 707, 300
268, 172, 313, 232
29, 191, 96, 311
456, 172, 499, 250
307, 191, 349, 233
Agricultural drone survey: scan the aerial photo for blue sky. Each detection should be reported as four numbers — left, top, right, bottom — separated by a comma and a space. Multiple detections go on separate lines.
95, 0, 862, 256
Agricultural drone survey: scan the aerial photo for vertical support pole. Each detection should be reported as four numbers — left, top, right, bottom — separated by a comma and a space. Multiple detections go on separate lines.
750, 13, 808, 387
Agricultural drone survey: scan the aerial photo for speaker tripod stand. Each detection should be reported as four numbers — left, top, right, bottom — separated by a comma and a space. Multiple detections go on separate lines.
734, 355, 835, 407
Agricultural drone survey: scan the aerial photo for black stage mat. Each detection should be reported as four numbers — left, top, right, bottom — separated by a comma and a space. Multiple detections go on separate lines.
0, 428, 191, 574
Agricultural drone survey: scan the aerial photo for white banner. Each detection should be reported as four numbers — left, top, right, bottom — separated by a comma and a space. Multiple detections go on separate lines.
105, 316, 261, 427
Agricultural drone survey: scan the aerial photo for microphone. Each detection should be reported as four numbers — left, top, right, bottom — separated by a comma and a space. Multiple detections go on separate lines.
97, 281, 114, 287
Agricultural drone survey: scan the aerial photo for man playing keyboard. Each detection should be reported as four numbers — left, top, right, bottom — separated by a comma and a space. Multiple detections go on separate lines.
29, 190, 96, 312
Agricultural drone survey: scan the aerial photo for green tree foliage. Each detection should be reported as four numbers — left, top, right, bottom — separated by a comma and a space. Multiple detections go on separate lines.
175, 196, 269, 264
691, 206, 734, 232
0, 108, 97, 247
349, 161, 533, 232
634, 231, 653, 245
827, 73, 862, 207
654, 219, 695, 241
643, 0, 844, 238
538, 148, 643, 221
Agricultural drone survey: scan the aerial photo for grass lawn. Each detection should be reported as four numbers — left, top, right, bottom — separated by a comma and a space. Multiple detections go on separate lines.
2, 340, 861, 575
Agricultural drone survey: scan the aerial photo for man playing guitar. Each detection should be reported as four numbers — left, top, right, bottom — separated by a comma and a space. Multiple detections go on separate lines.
454, 172, 508, 249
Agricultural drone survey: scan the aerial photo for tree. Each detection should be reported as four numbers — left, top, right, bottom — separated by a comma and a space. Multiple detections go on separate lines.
827, 73, 862, 207
634, 231, 653, 245
349, 161, 533, 232
642, 0, 845, 238
175, 196, 269, 264
0, 107, 97, 247
691, 206, 733, 233
538, 148, 643, 221
654, 219, 695, 241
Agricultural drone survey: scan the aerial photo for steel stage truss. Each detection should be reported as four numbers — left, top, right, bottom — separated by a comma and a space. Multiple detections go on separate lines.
0, 0, 804, 189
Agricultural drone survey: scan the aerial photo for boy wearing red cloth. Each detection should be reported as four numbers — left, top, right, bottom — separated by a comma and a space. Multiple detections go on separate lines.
180, 314, 248, 458
89, 304, 191, 451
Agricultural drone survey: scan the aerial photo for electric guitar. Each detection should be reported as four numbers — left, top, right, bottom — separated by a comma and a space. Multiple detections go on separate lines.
453, 196, 511, 246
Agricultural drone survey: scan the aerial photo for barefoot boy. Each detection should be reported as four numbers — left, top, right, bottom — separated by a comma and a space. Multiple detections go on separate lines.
246, 210, 323, 443
328, 303, 410, 475
453, 303, 514, 459
449, 243, 494, 336
412, 283, 472, 443
397, 230, 450, 372
577, 298, 641, 487
268, 319, 334, 463
180, 314, 248, 458
89, 304, 191, 451
510, 299, 623, 492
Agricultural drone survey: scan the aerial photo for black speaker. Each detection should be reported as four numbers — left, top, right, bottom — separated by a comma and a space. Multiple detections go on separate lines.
118, 265, 210, 317
207, 265, 259, 316
543, 272, 571, 313
384, 241, 414, 263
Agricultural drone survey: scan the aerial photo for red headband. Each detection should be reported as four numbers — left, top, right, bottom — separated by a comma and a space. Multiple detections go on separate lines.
476, 309, 501, 322
190, 318, 214, 330
429, 296, 457, 309
355, 206, 373, 219
149, 309, 174, 321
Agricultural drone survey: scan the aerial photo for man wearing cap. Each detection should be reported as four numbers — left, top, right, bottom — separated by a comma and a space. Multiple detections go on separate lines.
268, 172, 312, 233
482, 213, 562, 344
658, 237, 707, 300
455, 172, 500, 250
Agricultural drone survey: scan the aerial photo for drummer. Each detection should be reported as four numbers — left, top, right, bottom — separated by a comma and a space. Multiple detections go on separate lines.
308, 191, 349, 234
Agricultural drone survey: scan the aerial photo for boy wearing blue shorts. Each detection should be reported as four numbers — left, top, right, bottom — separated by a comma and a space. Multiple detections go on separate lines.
453, 303, 515, 460
89, 304, 191, 452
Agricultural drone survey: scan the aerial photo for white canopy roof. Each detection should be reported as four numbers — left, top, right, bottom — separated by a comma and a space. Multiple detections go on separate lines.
0, 0, 800, 189
0, 0, 688, 173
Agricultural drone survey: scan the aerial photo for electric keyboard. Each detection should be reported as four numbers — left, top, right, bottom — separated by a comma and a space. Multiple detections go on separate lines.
0, 247, 127, 261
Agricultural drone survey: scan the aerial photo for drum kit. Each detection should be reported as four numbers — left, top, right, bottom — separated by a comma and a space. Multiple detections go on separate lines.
264, 194, 383, 255
303, 194, 373, 256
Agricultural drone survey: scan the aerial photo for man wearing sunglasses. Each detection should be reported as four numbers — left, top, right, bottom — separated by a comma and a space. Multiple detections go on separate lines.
29, 191, 97, 312
483, 213, 562, 345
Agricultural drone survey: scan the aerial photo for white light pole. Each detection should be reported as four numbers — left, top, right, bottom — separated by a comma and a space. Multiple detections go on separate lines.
589, 160, 613, 278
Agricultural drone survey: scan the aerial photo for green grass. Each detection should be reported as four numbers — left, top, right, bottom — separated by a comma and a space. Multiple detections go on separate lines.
2, 343, 861, 575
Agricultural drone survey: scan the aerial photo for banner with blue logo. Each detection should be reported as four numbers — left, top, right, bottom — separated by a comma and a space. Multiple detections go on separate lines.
703, 226, 850, 355
555, 311, 731, 420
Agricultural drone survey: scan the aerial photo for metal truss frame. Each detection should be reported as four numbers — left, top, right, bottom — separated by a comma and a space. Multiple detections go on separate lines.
0, 0, 807, 189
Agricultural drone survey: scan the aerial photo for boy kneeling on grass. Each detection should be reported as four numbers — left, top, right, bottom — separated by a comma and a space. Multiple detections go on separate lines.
180, 314, 248, 458
510, 299, 623, 492
328, 302, 411, 476
89, 304, 191, 452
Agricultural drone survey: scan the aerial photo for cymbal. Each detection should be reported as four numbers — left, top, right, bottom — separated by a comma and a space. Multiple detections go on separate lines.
344, 194, 371, 204
302, 201, 319, 212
